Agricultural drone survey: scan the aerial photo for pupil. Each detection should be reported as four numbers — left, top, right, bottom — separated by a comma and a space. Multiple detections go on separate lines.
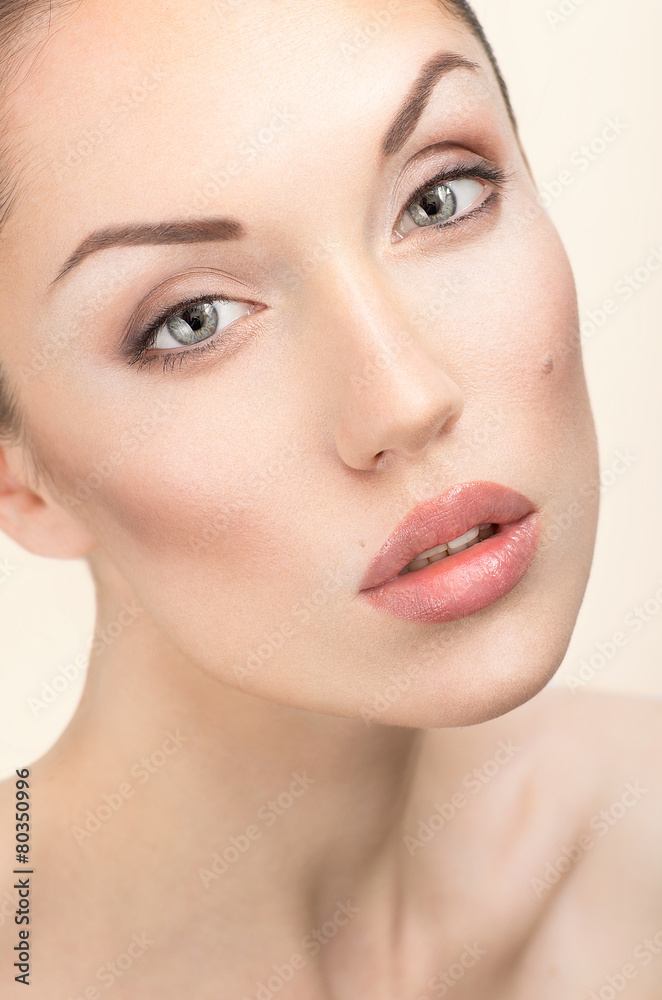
184, 307, 205, 331
409, 183, 457, 228
422, 192, 442, 216
166, 302, 218, 345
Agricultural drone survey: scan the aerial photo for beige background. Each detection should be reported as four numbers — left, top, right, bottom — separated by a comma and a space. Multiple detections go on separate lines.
1, 0, 660, 778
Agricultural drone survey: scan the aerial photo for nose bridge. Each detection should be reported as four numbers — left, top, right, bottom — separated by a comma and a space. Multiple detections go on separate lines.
299, 250, 466, 469
305, 248, 407, 354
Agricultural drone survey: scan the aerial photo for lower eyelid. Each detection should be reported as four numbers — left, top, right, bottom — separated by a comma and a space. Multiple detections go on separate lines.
132, 331, 224, 371
132, 306, 263, 371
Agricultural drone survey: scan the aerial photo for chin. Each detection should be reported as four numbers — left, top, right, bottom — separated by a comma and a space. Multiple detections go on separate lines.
348, 548, 595, 730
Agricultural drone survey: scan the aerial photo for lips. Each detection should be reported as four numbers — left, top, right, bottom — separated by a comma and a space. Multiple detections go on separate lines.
358, 481, 541, 624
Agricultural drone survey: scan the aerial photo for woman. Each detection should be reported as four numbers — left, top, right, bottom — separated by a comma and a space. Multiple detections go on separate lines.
0, 0, 660, 995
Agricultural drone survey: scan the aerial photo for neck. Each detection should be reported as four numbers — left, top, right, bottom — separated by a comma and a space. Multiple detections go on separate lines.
41, 566, 441, 991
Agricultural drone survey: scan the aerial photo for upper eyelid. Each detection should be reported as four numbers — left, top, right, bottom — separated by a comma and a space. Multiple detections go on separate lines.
127, 295, 263, 369
128, 292, 257, 362
130, 163, 509, 364
400, 162, 508, 217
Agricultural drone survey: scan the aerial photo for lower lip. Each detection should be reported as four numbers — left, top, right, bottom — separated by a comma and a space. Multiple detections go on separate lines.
359, 512, 541, 624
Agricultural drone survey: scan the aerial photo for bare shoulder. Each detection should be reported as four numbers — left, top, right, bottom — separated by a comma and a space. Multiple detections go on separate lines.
438, 683, 662, 833
490, 684, 662, 876
440, 682, 662, 766
490, 683, 662, 793
517, 682, 662, 767
539, 683, 662, 832
495, 690, 662, 994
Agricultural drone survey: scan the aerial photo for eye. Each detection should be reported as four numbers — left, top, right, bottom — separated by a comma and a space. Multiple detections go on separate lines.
149, 297, 253, 351
394, 174, 493, 239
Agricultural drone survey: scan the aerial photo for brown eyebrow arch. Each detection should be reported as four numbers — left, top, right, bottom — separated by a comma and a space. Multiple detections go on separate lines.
381, 51, 480, 157
49, 217, 246, 288
49, 51, 477, 289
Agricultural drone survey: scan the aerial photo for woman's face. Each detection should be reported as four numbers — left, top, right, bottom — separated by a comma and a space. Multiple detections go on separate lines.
0, 0, 599, 727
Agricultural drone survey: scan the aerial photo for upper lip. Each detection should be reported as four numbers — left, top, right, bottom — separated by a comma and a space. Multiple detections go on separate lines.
359, 481, 536, 592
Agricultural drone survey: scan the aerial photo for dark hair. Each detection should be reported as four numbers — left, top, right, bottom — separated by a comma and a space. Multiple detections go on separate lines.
0, 0, 516, 445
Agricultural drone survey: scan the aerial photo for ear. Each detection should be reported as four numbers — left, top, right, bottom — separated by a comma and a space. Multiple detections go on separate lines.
0, 441, 98, 558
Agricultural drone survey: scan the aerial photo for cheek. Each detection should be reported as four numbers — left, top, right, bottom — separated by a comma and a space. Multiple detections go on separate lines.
499, 220, 597, 476
70, 415, 296, 572
445, 206, 593, 453
482, 217, 599, 585
474, 220, 581, 392
30, 378, 320, 653
411, 206, 599, 563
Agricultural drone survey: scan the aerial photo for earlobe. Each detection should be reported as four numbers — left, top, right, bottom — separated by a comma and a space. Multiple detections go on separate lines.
0, 442, 98, 559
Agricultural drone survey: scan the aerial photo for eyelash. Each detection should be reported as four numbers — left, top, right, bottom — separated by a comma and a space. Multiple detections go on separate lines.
128, 161, 510, 373
401, 161, 508, 231
127, 294, 235, 373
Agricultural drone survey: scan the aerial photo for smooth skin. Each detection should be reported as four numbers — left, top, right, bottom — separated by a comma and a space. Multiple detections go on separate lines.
0, 0, 660, 996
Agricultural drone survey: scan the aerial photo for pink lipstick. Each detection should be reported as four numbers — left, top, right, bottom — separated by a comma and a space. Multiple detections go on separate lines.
358, 481, 541, 624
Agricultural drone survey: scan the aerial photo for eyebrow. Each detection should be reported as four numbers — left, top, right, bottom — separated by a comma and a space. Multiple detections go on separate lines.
381, 51, 480, 157
48, 50, 479, 289
49, 217, 246, 287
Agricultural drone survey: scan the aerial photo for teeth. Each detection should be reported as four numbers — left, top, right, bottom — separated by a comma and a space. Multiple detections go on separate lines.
416, 542, 450, 560
447, 526, 480, 553
399, 523, 496, 575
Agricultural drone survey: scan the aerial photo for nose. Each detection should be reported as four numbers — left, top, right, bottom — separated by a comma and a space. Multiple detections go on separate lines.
306, 261, 465, 471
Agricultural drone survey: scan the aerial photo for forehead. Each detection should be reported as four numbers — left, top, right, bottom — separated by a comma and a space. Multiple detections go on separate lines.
1, 0, 500, 279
